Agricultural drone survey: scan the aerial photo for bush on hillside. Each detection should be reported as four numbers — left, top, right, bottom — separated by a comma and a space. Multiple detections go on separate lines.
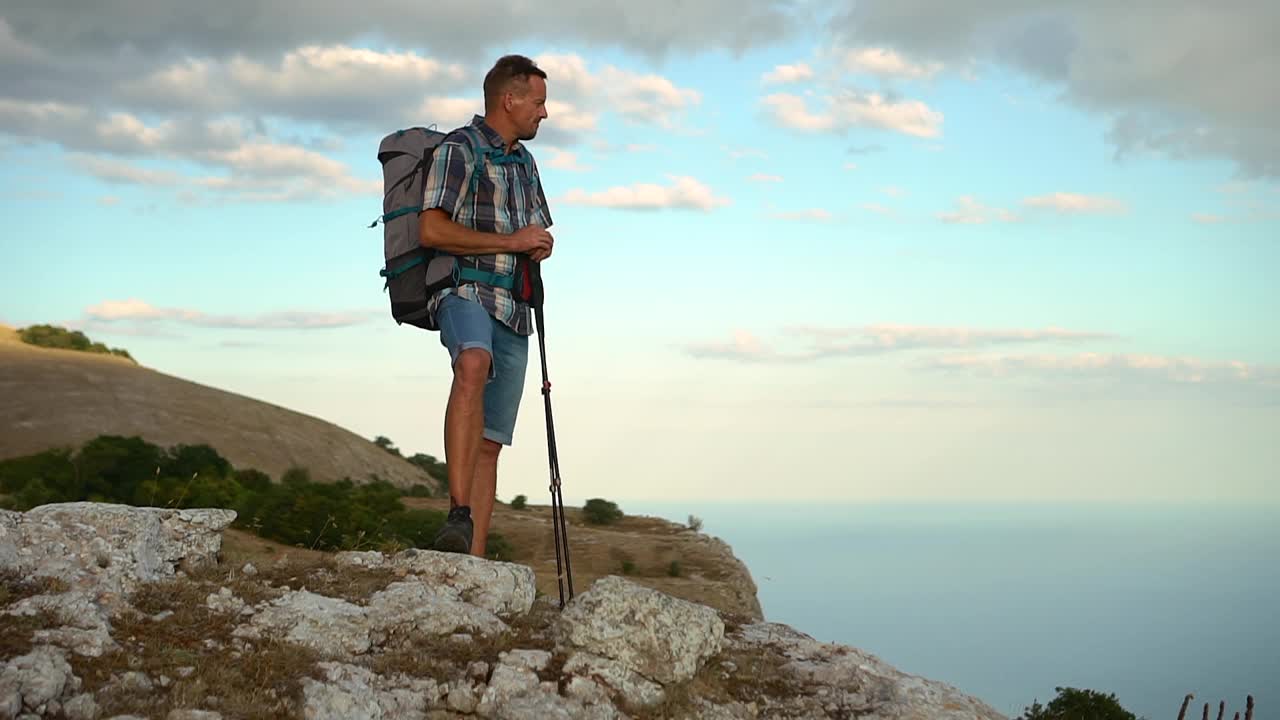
582, 498, 623, 525
510, 494, 527, 510
17, 324, 135, 363
0, 435, 479, 554
1018, 687, 1143, 720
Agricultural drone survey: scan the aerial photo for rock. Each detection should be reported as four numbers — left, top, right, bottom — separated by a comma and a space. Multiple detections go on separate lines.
556, 575, 724, 685
167, 710, 223, 720
385, 548, 536, 618
5, 590, 117, 657
301, 661, 442, 720
62, 693, 98, 720
240, 562, 257, 576
232, 590, 372, 657
562, 652, 664, 709
732, 622, 1006, 719
363, 581, 508, 638
0, 502, 234, 597
0, 645, 81, 718
206, 587, 247, 615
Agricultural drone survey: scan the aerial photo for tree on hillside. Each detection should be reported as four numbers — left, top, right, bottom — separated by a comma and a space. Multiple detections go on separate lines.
373, 436, 402, 457
18, 324, 135, 362
1018, 686, 1143, 720
583, 498, 624, 525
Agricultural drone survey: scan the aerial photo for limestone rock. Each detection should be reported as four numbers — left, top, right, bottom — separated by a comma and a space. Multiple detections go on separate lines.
232, 589, 372, 657
732, 621, 1006, 719
562, 652, 664, 709
555, 575, 724, 685
0, 645, 82, 719
5, 590, 117, 657
386, 548, 536, 618
0, 502, 234, 597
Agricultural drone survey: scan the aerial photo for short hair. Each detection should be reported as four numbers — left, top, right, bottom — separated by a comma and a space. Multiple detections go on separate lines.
483, 54, 548, 111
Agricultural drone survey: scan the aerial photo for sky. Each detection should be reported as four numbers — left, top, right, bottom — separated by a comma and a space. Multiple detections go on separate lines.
1, 1, 1277, 508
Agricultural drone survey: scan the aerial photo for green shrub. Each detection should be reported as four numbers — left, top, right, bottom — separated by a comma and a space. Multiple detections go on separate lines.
687, 515, 703, 532
582, 498, 623, 525
0, 435, 452, 553
485, 533, 515, 562
620, 560, 636, 575
510, 494, 527, 510
667, 560, 682, 577
1018, 687, 1142, 720
17, 324, 135, 362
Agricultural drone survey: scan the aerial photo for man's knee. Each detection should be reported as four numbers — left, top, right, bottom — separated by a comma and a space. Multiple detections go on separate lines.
479, 438, 502, 459
453, 348, 492, 387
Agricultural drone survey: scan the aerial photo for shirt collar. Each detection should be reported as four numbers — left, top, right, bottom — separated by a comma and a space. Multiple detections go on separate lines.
470, 114, 524, 156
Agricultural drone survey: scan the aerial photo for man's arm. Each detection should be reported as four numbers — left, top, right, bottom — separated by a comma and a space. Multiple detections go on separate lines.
419, 209, 518, 255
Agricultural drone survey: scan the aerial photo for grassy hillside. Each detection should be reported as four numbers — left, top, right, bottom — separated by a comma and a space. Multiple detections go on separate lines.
0, 324, 435, 490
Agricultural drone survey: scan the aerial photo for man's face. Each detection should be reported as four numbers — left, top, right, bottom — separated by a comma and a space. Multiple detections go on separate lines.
509, 75, 548, 142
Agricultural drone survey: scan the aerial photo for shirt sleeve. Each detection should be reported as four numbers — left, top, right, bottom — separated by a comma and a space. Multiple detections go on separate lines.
529, 156, 554, 229
421, 140, 473, 219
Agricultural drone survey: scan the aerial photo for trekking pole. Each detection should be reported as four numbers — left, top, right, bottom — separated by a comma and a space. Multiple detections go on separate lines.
529, 260, 574, 608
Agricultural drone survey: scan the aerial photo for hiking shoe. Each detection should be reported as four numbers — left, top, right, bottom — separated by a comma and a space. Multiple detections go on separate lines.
432, 506, 473, 554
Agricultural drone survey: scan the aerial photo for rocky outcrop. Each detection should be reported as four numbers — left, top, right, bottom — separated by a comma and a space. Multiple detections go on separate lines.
0, 502, 1007, 720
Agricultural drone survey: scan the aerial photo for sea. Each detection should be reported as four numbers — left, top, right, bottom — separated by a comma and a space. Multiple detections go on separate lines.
621, 501, 1279, 720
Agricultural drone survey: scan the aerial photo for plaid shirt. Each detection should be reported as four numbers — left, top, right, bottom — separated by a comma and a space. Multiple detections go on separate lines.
421, 114, 553, 336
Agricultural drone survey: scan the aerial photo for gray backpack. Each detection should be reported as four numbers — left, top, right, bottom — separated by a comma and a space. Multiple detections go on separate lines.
372, 124, 537, 330
371, 125, 459, 331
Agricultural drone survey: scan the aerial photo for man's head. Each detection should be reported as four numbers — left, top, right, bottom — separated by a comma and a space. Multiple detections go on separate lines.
483, 54, 548, 143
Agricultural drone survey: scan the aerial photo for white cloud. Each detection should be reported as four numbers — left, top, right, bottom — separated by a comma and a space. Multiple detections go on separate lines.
929, 352, 1280, 387
748, 173, 784, 183
685, 323, 1114, 363
762, 62, 814, 85
1191, 213, 1227, 224
1022, 192, 1127, 214
862, 202, 896, 216
770, 208, 833, 222
844, 162, 858, 170
534, 53, 700, 132
762, 91, 943, 138
937, 195, 1018, 224
543, 146, 592, 172
97, 196, 120, 206
881, 186, 907, 197
559, 175, 731, 211
725, 146, 769, 160
85, 299, 376, 330
842, 47, 943, 79
830, 1, 1280, 178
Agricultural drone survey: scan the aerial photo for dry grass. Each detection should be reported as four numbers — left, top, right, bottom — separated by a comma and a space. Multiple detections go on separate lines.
0, 569, 72, 658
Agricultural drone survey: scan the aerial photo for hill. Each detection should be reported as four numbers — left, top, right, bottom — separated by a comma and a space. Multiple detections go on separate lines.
0, 324, 432, 490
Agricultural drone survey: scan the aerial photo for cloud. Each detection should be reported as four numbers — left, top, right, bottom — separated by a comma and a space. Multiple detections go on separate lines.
937, 196, 1018, 224
748, 173, 784, 183
534, 53, 701, 133
542, 146, 593, 172
1191, 213, 1227, 224
96, 196, 120, 207
928, 352, 1280, 388
685, 323, 1113, 362
559, 175, 731, 211
862, 202, 896, 216
829, 1, 1280, 178
1, 2, 796, 66
84, 299, 377, 330
762, 91, 943, 138
762, 63, 815, 85
769, 208, 833, 222
842, 47, 943, 79
1022, 192, 1127, 214
725, 146, 769, 160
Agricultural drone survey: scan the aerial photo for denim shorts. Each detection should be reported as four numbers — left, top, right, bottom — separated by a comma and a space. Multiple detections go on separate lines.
436, 293, 529, 446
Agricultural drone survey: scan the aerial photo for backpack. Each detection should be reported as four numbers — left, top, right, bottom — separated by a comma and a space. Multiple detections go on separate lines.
372, 123, 540, 331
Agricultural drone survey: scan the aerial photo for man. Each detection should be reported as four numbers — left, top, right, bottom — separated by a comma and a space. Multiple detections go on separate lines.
419, 54, 554, 557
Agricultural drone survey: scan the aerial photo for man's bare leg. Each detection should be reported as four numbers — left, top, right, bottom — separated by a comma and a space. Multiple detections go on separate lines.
444, 348, 491, 511
469, 439, 501, 557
